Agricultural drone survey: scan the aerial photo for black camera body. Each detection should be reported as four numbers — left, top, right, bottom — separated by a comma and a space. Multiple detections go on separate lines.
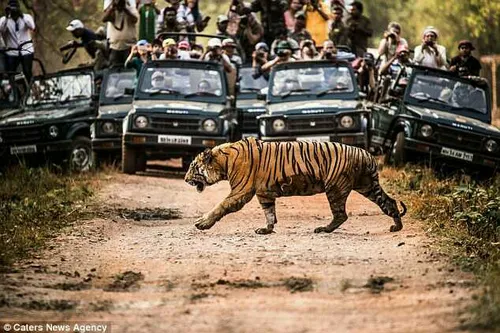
276, 49, 289, 58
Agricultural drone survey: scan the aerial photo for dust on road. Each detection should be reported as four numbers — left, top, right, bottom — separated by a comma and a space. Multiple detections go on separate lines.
0, 172, 476, 332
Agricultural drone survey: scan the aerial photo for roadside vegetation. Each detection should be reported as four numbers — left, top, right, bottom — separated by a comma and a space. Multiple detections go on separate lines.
0, 165, 100, 267
380, 166, 500, 330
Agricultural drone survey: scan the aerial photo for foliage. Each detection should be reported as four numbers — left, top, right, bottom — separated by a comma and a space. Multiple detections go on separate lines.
0, 166, 95, 266
381, 166, 500, 330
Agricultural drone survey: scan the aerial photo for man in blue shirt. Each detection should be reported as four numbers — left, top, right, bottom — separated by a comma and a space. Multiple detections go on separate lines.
64, 19, 107, 69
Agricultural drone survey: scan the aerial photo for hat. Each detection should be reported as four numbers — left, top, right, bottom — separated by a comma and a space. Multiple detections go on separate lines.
422, 26, 439, 38
255, 42, 269, 51
396, 44, 409, 54
208, 38, 222, 48
178, 40, 190, 50
294, 11, 306, 19
163, 38, 176, 47
217, 14, 229, 23
222, 38, 236, 48
66, 19, 84, 32
276, 40, 291, 50
8, 0, 19, 9
151, 71, 164, 80
458, 40, 475, 50
137, 39, 148, 47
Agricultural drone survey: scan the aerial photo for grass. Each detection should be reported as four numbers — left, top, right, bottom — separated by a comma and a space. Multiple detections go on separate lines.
380, 165, 500, 331
0, 165, 100, 267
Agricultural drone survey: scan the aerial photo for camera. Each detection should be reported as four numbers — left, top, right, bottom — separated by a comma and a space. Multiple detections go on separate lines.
276, 49, 289, 58
324, 52, 335, 60
424, 40, 435, 46
386, 31, 397, 40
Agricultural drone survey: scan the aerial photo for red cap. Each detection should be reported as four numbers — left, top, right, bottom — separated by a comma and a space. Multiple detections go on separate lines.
396, 44, 409, 54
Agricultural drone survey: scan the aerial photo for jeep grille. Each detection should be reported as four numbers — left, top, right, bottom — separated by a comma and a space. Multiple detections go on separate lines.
150, 116, 200, 133
437, 127, 482, 151
0, 126, 43, 144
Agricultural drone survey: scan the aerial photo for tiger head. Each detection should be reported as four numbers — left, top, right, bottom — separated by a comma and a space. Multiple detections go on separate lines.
184, 148, 226, 193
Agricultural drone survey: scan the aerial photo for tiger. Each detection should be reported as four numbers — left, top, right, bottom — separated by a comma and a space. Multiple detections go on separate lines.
184, 137, 406, 235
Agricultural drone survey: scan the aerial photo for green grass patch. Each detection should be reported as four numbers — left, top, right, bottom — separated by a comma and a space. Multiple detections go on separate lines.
380, 166, 500, 330
0, 166, 98, 267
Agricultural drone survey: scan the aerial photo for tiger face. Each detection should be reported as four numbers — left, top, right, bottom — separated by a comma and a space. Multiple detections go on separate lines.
184, 149, 224, 193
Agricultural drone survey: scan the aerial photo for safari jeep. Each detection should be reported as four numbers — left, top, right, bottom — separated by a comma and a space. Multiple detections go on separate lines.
122, 60, 237, 174
91, 67, 136, 164
0, 67, 97, 171
237, 65, 268, 138
370, 65, 500, 170
258, 60, 370, 148
0, 73, 26, 120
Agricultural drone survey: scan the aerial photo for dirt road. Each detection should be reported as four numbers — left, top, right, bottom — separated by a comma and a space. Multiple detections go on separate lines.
1, 171, 476, 332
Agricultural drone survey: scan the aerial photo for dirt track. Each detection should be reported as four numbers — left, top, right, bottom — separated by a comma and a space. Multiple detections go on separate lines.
1, 170, 476, 332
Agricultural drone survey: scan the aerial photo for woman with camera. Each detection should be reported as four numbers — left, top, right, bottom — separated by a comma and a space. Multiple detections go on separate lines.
413, 26, 447, 70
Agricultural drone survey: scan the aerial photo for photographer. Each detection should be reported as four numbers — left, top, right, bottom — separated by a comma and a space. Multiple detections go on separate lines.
413, 26, 447, 69
157, 6, 186, 38
356, 52, 376, 95
125, 40, 150, 77
230, 1, 264, 65
377, 22, 407, 68
202, 38, 234, 73
222, 38, 242, 67
270, 27, 299, 58
159, 38, 190, 59
450, 40, 481, 77
328, 6, 348, 47
252, 42, 270, 80
0, 0, 35, 81
103, 0, 139, 67
260, 40, 294, 72
299, 39, 317, 60
319, 40, 337, 60
379, 44, 413, 78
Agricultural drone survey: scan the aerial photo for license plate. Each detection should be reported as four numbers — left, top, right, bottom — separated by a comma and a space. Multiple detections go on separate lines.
441, 147, 473, 162
296, 136, 330, 143
10, 145, 37, 155
158, 135, 191, 145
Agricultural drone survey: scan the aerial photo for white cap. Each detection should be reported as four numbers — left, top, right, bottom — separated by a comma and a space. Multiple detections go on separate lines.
208, 38, 222, 48
66, 19, 84, 32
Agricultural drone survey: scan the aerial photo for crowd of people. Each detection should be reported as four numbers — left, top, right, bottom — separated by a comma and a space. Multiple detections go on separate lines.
0, 0, 485, 90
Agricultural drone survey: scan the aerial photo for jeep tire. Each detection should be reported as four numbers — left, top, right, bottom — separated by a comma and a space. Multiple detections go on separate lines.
68, 136, 92, 172
385, 131, 406, 167
122, 144, 137, 174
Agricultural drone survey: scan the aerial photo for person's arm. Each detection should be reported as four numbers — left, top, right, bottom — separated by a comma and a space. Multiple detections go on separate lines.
377, 38, 388, 58
125, 5, 139, 24
437, 45, 447, 69
0, 17, 8, 33
152, 0, 161, 14
22, 14, 35, 31
261, 57, 279, 72
379, 54, 397, 75
359, 17, 373, 37
125, 46, 138, 68
313, 2, 330, 21
413, 46, 424, 64
102, 4, 115, 23
177, 5, 187, 24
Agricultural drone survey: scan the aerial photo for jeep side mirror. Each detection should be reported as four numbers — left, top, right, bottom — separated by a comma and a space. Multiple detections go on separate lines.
124, 87, 135, 95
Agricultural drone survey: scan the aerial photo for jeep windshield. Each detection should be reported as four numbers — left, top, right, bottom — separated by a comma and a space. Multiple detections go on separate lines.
238, 67, 268, 95
25, 73, 93, 109
100, 70, 136, 105
138, 66, 225, 103
407, 73, 488, 115
270, 64, 355, 100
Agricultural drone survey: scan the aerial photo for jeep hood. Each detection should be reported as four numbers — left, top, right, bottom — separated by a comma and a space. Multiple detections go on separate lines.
405, 105, 500, 136
236, 99, 266, 112
133, 100, 224, 114
98, 104, 132, 119
267, 100, 361, 115
0, 105, 93, 126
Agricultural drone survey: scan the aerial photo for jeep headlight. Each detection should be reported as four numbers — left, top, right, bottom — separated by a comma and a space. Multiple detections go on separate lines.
485, 139, 498, 153
102, 121, 115, 134
134, 116, 148, 128
202, 119, 217, 132
48, 125, 59, 138
272, 118, 285, 132
339, 115, 354, 128
420, 124, 433, 138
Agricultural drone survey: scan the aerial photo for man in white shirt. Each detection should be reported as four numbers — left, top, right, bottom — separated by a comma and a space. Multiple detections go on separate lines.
413, 26, 447, 70
0, 0, 35, 81
102, 0, 139, 66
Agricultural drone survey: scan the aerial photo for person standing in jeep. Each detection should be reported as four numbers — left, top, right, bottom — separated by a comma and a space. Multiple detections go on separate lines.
449, 40, 482, 77
247, 0, 288, 47
0, 0, 35, 82
346, 1, 372, 57
103, 0, 139, 67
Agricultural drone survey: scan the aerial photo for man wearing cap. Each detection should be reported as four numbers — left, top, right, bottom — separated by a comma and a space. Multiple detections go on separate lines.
64, 20, 108, 69
125, 39, 150, 77
252, 42, 269, 79
0, 0, 35, 81
270, 27, 299, 58
380, 44, 413, 77
202, 38, 233, 73
159, 38, 189, 60
413, 26, 447, 70
222, 38, 242, 67
346, 1, 372, 57
289, 11, 312, 45
177, 40, 191, 59
103, 0, 139, 67
262, 40, 294, 70
216, 15, 230, 37
450, 40, 481, 77
328, 6, 348, 47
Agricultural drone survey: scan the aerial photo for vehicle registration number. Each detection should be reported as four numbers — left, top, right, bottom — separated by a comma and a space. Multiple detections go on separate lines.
10, 145, 37, 155
296, 136, 330, 143
441, 147, 473, 162
158, 135, 191, 145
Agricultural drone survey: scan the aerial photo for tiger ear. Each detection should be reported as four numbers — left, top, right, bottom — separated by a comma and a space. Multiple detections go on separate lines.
202, 148, 213, 164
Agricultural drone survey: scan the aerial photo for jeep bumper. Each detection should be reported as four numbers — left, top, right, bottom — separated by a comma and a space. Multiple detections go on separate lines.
92, 136, 122, 152
260, 132, 368, 148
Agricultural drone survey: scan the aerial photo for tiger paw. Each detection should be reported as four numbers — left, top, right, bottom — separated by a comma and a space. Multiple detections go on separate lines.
255, 227, 275, 235
314, 226, 333, 234
389, 224, 403, 232
194, 216, 215, 230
